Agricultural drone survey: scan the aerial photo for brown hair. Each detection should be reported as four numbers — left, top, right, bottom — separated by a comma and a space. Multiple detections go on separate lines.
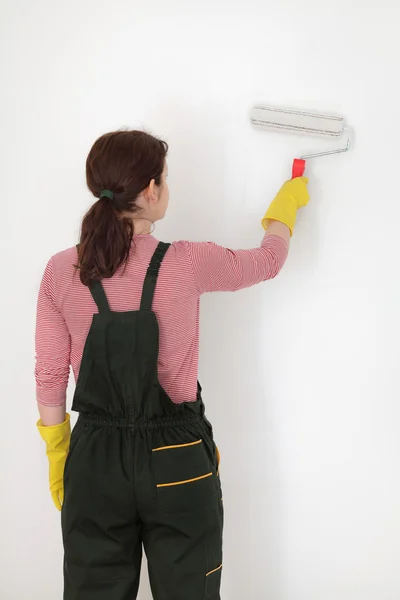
77, 130, 168, 286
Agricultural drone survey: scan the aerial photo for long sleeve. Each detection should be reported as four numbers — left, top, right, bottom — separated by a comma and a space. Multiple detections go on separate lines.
186, 234, 289, 294
35, 259, 71, 407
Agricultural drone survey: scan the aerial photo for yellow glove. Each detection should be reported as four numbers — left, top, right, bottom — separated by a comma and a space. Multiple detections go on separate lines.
37, 414, 71, 510
262, 177, 309, 236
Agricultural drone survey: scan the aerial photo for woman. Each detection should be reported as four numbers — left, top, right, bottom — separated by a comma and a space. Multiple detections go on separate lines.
36, 130, 309, 600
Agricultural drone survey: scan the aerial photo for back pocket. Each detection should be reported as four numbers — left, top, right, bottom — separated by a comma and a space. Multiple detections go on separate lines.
152, 439, 216, 515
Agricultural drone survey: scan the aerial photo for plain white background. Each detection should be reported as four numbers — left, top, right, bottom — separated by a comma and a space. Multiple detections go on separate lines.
1, 0, 399, 598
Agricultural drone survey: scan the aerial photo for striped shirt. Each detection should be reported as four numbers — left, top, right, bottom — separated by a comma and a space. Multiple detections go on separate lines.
35, 234, 288, 406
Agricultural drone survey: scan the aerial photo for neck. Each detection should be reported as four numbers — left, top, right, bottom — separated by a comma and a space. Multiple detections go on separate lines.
132, 218, 153, 235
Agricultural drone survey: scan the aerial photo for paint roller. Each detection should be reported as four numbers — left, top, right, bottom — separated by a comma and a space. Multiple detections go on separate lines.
251, 106, 352, 178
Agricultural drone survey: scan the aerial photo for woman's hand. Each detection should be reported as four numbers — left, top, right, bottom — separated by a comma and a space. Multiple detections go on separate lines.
37, 413, 71, 510
262, 177, 309, 236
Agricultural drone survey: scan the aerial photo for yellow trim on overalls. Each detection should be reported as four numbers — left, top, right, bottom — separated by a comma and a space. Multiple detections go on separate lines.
152, 439, 203, 452
206, 564, 223, 577
156, 472, 213, 488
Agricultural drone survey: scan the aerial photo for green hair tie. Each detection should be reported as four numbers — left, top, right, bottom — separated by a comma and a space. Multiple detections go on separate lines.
99, 189, 115, 201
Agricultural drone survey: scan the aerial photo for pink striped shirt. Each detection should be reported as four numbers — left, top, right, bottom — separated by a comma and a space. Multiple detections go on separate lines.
35, 234, 288, 406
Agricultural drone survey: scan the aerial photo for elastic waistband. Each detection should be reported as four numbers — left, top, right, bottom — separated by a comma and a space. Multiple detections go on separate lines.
78, 413, 204, 429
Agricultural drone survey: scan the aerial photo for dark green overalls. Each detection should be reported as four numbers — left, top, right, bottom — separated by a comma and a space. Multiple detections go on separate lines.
62, 242, 223, 600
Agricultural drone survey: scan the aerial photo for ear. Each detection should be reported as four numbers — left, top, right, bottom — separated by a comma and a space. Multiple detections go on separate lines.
144, 179, 158, 204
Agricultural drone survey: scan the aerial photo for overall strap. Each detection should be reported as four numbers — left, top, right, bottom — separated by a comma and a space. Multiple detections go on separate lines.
140, 242, 171, 311
89, 280, 111, 313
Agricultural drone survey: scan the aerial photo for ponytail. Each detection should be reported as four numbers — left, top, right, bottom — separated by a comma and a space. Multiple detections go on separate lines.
77, 197, 133, 286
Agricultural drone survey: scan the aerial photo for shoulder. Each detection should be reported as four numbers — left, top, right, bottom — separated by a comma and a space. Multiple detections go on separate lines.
166, 239, 216, 267
167, 239, 215, 256
42, 246, 80, 296
48, 245, 79, 275
51, 245, 78, 264
169, 239, 222, 262
168, 240, 191, 254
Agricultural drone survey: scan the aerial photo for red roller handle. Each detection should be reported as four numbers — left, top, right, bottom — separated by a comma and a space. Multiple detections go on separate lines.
292, 158, 306, 179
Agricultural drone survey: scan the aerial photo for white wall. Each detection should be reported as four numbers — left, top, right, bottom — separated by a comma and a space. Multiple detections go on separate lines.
1, 1, 399, 598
